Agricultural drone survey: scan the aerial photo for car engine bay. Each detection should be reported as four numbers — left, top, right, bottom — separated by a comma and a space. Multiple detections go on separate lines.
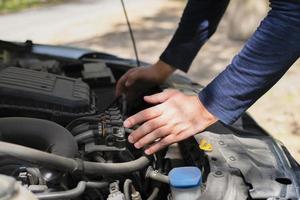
0, 40, 299, 200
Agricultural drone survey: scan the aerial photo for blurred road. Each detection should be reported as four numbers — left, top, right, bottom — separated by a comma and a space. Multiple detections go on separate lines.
0, 0, 166, 44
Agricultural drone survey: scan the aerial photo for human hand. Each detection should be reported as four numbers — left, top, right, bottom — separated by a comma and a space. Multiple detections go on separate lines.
115, 60, 175, 98
123, 89, 218, 155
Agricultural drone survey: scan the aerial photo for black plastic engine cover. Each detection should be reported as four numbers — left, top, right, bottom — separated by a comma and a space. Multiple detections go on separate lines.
0, 67, 96, 124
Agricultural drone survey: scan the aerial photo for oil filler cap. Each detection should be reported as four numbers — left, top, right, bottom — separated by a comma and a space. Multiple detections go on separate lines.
169, 167, 202, 188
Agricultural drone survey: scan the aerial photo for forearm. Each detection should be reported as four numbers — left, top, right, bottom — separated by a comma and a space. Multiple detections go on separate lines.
160, 0, 230, 72
199, 0, 300, 124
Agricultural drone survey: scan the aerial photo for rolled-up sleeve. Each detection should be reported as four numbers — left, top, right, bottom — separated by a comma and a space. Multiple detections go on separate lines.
199, 0, 300, 124
160, 0, 230, 72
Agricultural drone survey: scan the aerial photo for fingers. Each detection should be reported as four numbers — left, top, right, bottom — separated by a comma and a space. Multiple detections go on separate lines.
144, 129, 192, 155
129, 116, 167, 146
144, 89, 178, 104
125, 70, 139, 87
115, 68, 138, 96
115, 73, 128, 97
134, 125, 170, 149
124, 105, 163, 128
144, 134, 175, 155
123, 90, 177, 129
122, 89, 216, 155
133, 122, 187, 149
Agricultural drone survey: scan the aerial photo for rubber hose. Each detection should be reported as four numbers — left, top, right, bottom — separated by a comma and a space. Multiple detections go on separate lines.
0, 142, 150, 175
71, 123, 89, 135
0, 118, 78, 157
84, 156, 150, 175
75, 130, 94, 143
35, 181, 108, 200
123, 179, 132, 200
146, 167, 169, 184
71, 123, 98, 136
66, 117, 100, 130
147, 187, 160, 200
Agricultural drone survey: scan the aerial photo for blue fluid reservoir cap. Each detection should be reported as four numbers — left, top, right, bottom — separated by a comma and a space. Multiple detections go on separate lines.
169, 167, 202, 188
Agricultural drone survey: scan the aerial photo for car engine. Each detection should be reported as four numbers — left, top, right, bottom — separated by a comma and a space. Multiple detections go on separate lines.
0, 40, 299, 200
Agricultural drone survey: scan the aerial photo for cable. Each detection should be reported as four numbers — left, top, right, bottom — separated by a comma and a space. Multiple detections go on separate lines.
120, 0, 140, 67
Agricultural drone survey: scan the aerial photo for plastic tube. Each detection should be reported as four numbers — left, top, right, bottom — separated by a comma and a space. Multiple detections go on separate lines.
0, 142, 150, 175
35, 181, 108, 200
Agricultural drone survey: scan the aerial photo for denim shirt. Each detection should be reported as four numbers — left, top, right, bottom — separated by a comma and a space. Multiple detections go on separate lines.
160, 0, 300, 124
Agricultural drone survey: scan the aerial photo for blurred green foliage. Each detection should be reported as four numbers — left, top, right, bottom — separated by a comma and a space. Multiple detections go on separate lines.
0, 0, 41, 12
0, 0, 66, 13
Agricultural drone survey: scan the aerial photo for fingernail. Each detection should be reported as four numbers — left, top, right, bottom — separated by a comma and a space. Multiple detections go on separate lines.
134, 143, 141, 149
128, 135, 134, 143
123, 121, 130, 128
145, 149, 151, 155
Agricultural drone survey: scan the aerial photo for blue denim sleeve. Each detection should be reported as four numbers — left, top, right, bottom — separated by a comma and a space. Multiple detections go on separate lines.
160, 0, 229, 72
199, 0, 300, 124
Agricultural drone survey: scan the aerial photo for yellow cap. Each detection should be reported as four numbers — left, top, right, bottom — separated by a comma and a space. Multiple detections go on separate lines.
199, 138, 213, 152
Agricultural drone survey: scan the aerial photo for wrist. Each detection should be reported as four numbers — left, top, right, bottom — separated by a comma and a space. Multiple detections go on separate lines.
192, 95, 218, 129
153, 60, 176, 79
